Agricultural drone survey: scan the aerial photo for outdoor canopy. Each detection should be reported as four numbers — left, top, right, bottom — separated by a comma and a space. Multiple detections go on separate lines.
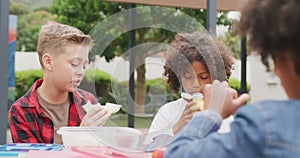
103, 0, 246, 11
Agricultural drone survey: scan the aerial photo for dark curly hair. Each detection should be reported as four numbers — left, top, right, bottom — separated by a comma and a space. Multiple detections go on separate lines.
237, 0, 300, 74
164, 31, 234, 93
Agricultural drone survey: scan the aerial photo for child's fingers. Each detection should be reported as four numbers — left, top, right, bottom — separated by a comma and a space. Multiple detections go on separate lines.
189, 105, 200, 111
212, 80, 221, 86
226, 87, 238, 101
185, 101, 195, 108
82, 106, 107, 121
82, 110, 110, 127
183, 108, 192, 115
181, 113, 193, 124
186, 101, 200, 111
90, 109, 109, 121
85, 106, 103, 117
233, 93, 250, 108
93, 112, 111, 126
224, 81, 230, 87
185, 113, 194, 120
182, 101, 194, 113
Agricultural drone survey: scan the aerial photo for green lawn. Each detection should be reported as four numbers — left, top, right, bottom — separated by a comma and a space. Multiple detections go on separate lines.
106, 113, 154, 128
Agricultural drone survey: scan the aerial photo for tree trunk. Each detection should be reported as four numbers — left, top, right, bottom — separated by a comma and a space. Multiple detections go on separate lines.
134, 56, 146, 114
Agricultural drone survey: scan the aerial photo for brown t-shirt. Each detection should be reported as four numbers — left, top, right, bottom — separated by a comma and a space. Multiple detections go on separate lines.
37, 90, 70, 144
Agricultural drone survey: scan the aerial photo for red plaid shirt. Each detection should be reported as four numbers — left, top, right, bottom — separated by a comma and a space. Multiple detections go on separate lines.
9, 79, 98, 143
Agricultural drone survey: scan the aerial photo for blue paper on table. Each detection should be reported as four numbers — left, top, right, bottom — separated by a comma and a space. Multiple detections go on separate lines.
0, 143, 63, 157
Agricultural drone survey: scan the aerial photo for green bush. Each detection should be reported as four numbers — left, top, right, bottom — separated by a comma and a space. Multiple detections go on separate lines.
14, 69, 117, 104
145, 78, 179, 101
144, 78, 251, 101
79, 69, 117, 104
229, 78, 251, 93
15, 69, 43, 99
143, 78, 251, 113
14, 70, 250, 111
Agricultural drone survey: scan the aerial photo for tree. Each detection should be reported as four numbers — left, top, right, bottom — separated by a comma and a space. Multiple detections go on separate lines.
16, 10, 56, 51
10, 2, 30, 16
10, 2, 56, 52
219, 31, 241, 59
50, 0, 232, 114
11, 0, 53, 10
219, 30, 251, 59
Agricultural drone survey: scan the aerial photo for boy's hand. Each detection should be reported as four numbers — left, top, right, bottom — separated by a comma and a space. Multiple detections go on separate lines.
81, 102, 111, 127
172, 101, 200, 134
203, 80, 250, 118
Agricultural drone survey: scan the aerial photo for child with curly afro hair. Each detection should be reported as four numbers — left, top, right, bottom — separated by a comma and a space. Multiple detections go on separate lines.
145, 31, 235, 148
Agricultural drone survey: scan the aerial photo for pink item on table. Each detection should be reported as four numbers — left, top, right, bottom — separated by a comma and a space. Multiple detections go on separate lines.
70, 146, 152, 158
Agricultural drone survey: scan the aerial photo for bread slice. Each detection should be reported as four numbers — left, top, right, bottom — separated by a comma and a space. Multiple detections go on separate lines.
82, 100, 101, 113
82, 100, 122, 114
104, 102, 122, 114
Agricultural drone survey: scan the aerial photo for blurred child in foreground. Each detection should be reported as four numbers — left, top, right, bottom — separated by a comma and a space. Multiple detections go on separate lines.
166, 0, 300, 157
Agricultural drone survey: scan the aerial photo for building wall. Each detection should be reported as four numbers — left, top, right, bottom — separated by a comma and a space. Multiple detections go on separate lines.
15, 52, 41, 71
247, 54, 288, 103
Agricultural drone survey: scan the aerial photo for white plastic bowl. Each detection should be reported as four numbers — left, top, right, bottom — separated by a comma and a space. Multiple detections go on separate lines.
57, 126, 142, 149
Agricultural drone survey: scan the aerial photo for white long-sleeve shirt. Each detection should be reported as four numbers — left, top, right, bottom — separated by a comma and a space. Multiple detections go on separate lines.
144, 98, 234, 144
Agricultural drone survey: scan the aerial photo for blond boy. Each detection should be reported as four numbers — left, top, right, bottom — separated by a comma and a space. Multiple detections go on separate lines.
9, 21, 110, 144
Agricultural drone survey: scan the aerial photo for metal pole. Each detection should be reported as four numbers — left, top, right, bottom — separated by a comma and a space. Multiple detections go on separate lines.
128, 3, 136, 128
0, 0, 9, 144
206, 0, 217, 36
240, 36, 247, 94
